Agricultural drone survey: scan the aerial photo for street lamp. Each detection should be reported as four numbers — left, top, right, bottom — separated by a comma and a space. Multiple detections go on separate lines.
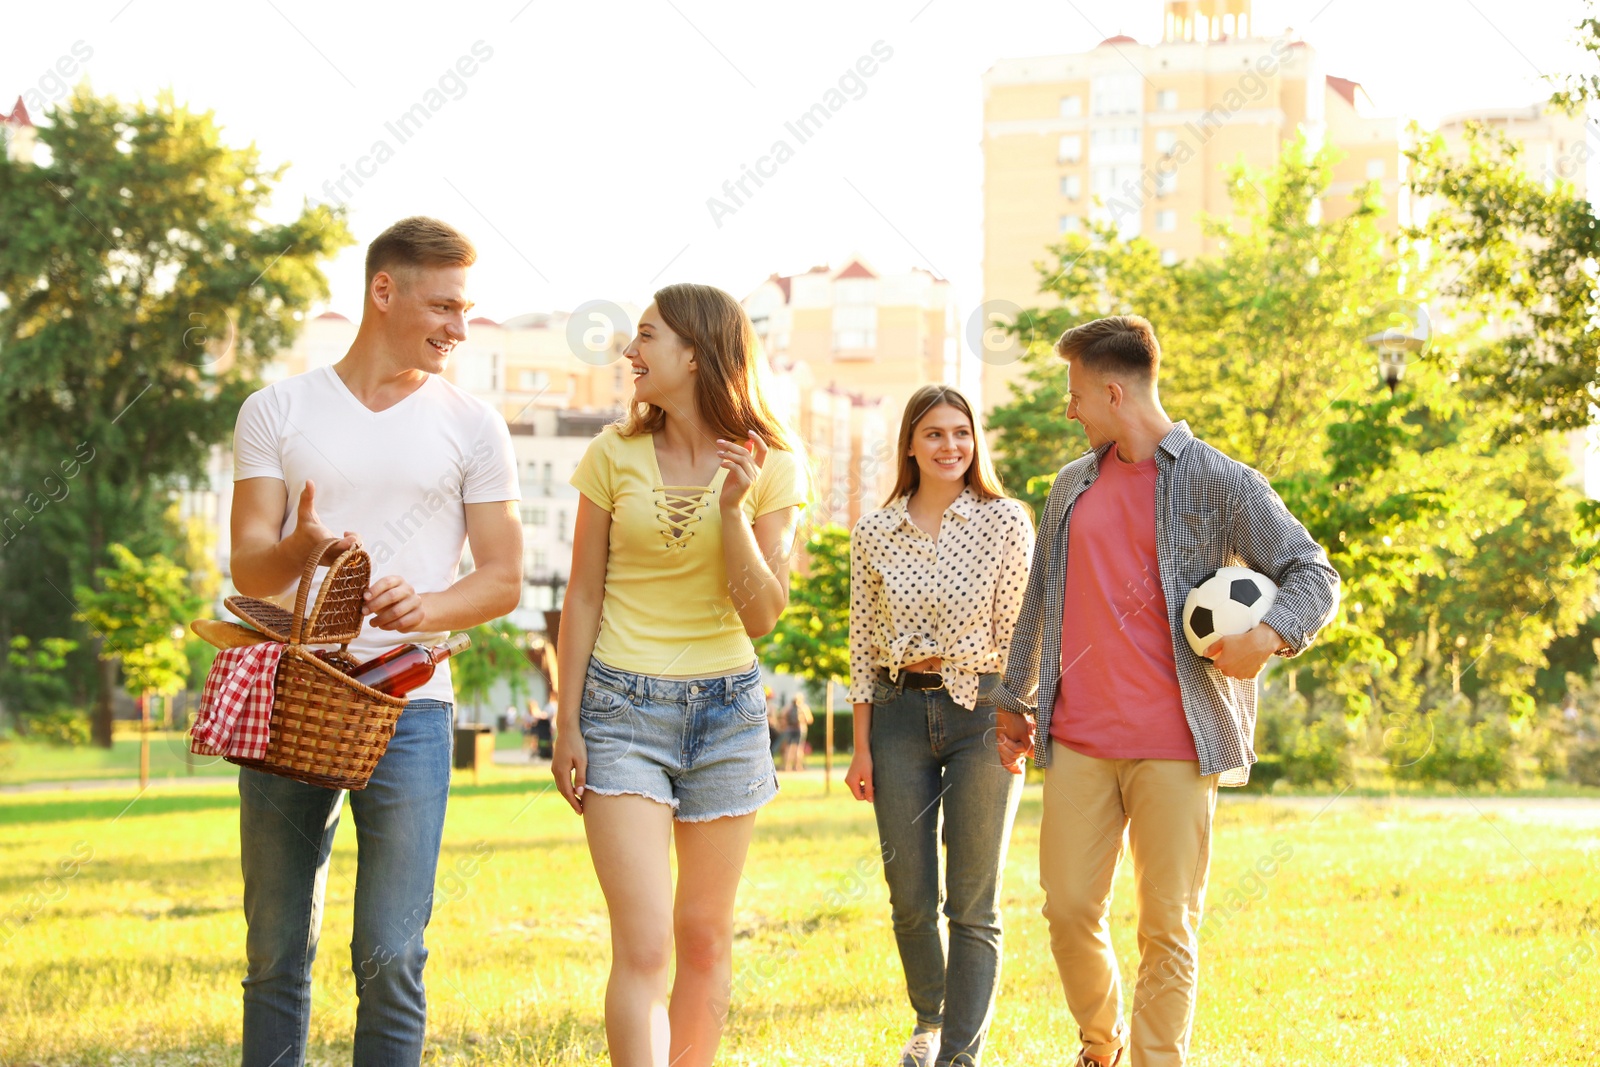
1362, 301, 1431, 394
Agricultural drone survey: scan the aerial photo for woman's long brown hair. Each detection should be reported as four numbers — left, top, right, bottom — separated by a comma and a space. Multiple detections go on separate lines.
884, 384, 1009, 507
616, 283, 804, 459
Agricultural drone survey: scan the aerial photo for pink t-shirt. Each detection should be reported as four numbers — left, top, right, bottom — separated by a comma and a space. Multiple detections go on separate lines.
1052, 448, 1198, 761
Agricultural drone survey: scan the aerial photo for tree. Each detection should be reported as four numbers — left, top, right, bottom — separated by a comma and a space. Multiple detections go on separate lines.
74, 542, 199, 785
991, 136, 1401, 511
3, 635, 82, 742
1406, 123, 1599, 440
74, 543, 198, 700
989, 133, 1599, 725
0, 88, 353, 745
756, 524, 853, 694
451, 619, 534, 723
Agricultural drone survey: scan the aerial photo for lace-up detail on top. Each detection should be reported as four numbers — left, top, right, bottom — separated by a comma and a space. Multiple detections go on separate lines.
655, 484, 714, 547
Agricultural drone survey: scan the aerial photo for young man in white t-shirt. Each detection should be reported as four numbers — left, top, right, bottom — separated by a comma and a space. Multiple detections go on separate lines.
228, 216, 522, 1066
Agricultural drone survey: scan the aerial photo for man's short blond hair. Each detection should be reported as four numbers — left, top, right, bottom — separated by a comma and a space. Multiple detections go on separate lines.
1055, 314, 1161, 382
364, 216, 477, 286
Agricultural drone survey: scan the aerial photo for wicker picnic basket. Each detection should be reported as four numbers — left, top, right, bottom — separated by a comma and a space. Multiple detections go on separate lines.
219, 537, 408, 790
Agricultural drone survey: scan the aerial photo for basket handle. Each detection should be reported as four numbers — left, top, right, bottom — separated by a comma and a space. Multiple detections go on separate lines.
290, 537, 342, 645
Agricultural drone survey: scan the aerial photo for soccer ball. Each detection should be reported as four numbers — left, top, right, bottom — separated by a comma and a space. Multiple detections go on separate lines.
1181, 567, 1278, 659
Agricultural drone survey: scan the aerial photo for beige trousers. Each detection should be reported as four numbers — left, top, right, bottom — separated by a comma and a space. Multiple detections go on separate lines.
1039, 742, 1219, 1066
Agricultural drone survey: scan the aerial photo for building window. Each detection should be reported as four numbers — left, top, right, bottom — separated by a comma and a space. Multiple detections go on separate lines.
519, 369, 549, 391
1091, 126, 1141, 148
1156, 209, 1178, 232
1059, 215, 1082, 234
1091, 73, 1143, 117
833, 278, 876, 306
1060, 174, 1082, 199
1058, 135, 1082, 163
833, 305, 878, 349
1059, 94, 1082, 118
1157, 89, 1179, 111
1366, 158, 1385, 180
833, 278, 878, 350
531, 547, 548, 571
1156, 170, 1177, 197
1092, 163, 1142, 201
1155, 130, 1177, 155
1160, 248, 1180, 266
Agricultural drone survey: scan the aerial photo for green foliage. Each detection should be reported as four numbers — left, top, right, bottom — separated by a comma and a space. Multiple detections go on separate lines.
3, 635, 90, 743
756, 524, 853, 688
990, 136, 1397, 511
4, 635, 80, 714
990, 130, 1600, 728
0, 87, 352, 735
1388, 696, 1521, 789
451, 619, 533, 715
1569, 742, 1600, 788
20, 707, 92, 747
1407, 122, 1600, 439
73, 543, 199, 698
1256, 685, 1353, 786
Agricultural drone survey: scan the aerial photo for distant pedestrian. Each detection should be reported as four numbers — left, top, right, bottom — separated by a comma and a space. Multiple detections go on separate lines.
779, 692, 813, 772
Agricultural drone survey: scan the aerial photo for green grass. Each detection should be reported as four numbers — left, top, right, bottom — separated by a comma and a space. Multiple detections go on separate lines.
0, 731, 240, 785
1, 769, 1596, 1065
0, 731, 537, 786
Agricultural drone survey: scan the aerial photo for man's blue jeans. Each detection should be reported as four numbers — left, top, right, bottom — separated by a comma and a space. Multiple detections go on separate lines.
869, 681, 1024, 1066
238, 699, 453, 1067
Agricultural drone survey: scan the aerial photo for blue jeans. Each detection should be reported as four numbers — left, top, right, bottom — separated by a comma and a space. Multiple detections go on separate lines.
870, 679, 1023, 1067
238, 699, 453, 1067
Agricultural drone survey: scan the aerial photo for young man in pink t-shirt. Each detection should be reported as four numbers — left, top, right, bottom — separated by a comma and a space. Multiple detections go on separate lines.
993, 316, 1340, 1067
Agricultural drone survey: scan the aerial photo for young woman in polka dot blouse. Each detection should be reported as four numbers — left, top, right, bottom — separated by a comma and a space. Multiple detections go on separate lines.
845, 384, 1036, 1067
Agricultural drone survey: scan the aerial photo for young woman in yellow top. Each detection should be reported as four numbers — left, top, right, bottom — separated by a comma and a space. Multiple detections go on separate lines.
553, 283, 808, 1067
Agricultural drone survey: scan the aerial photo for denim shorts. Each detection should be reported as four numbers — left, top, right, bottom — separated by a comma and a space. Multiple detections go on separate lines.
579, 656, 778, 822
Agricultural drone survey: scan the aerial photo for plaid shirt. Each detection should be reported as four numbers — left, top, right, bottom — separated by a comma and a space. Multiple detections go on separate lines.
992, 421, 1340, 786
191, 642, 283, 761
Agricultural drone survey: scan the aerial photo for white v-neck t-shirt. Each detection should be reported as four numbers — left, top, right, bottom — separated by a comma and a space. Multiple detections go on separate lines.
232, 364, 520, 704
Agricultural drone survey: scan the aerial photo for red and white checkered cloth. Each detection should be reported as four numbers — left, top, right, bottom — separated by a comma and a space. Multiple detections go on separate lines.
191, 642, 284, 760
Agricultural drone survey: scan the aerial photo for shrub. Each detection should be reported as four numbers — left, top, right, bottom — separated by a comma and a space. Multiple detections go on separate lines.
1388, 697, 1520, 788
21, 707, 92, 747
1240, 755, 1285, 793
1256, 687, 1352, 786
1569, 742, 1600, 788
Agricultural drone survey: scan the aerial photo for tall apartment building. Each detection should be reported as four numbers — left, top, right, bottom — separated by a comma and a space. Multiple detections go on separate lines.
744, 259, 957, 527
980, 0, 1403, 408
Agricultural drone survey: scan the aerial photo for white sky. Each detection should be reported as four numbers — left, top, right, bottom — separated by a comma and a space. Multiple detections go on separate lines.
6, 0, 1595, 328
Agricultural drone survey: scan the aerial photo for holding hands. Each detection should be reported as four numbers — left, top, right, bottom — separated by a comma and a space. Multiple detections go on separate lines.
995, 709, 1035, 774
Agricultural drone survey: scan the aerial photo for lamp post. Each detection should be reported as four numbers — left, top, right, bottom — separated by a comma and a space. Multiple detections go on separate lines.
1362, 302, 1431, 394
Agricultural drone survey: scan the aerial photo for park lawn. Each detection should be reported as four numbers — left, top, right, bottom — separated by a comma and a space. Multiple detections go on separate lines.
0, 771, 1596, 1065
0, 732, 540, 786
0, 732, 241, 785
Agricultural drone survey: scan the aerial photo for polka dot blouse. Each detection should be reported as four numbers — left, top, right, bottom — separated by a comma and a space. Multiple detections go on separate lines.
848, 487, 1036, 710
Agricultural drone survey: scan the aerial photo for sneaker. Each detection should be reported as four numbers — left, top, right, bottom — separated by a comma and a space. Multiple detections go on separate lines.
899, 1028, 941, 1067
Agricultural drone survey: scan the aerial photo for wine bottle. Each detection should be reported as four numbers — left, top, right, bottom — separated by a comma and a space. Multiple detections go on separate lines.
346, 633, 472, 697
